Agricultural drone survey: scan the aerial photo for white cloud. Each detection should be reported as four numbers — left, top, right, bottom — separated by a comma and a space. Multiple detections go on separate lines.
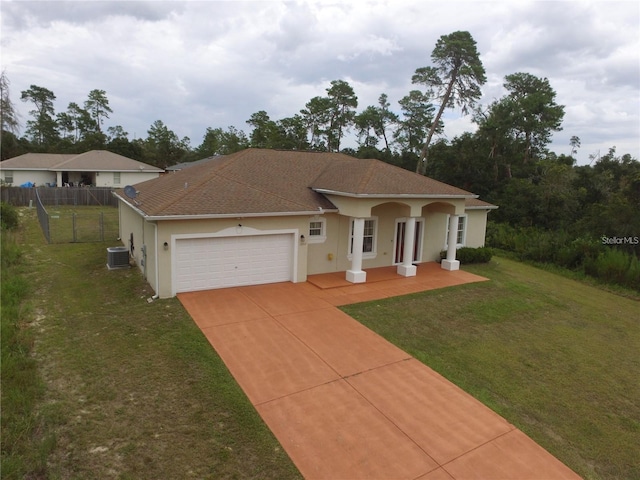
1, 0, 638, 164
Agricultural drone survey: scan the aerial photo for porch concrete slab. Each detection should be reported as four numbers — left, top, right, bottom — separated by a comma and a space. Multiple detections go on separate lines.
274, 307, 411, 377
307, 263, 489, 307
256, 379, 439, 480
443, 429, 581, 480
328, 289, 397, 306
200, 318, 339, 405
347, 359, 514, 465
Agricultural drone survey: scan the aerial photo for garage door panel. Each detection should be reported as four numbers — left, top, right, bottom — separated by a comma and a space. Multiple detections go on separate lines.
175, 234, 293, 293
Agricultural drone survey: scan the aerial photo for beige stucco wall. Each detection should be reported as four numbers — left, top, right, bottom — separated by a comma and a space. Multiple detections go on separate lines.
119, 196, 491, 298
465, 209, 491, 248
156, 215, 311, 298
118, 200, 151, 283
423, 212, 449, 262
307, 199, 468, 273
307, 213, 343, 274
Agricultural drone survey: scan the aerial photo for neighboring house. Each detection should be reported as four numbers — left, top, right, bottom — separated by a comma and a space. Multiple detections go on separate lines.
114, 148, 497, 298
0, 150, 163, 187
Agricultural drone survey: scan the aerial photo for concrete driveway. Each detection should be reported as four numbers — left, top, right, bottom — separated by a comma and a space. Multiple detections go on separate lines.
178, 265, 580, 480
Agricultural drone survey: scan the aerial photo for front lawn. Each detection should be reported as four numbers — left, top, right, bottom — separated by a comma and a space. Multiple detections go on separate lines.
1, 208, 301, 479
342, 257, 640, 480
5, 206, 638, 479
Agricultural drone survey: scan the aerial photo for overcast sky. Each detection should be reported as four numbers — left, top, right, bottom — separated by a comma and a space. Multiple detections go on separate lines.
2, 0, 639, 165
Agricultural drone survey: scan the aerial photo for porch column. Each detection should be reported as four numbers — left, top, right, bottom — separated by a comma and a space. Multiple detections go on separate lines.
346, 217, 367, 283
441, 214, 460, 271
397, 217, 417, 277
56, 171, 63, 187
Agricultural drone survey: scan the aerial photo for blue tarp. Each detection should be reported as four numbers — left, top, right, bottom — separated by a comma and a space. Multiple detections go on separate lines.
20, 182, 35, 188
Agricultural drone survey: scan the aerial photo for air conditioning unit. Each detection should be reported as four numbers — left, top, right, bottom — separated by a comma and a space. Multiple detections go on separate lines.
107, 246, 130, 270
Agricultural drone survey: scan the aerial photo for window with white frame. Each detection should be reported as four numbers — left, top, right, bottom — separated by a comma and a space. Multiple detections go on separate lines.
3, 171, 14, 184
349, 217, 377, 257
445, 214, 467, 248
307, 218, 326, 243
113, 172, 121, 185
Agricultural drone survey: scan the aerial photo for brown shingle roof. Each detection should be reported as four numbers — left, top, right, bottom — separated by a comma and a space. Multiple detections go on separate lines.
119, 149, 478, 217
465, 198, 498, 209
54, 150, 163, 172
0, 150, 162, 172
0, 153, 75, 169
311, 156, 473, 196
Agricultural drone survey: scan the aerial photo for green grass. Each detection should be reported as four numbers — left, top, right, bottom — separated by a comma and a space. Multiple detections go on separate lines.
1, 227, 55, 479
6, 206, 639, 479
1, 208, 301, 479
44, 205, 119, 243
342, 258, 640, 480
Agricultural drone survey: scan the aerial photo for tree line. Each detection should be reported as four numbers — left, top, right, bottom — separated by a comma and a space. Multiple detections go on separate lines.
1, 31, 638, 288
0, 32, 551, 172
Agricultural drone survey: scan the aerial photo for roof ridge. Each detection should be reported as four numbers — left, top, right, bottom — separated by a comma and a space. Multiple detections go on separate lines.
147, 156, 232, 213
54, 151, 90, 168
356, 158, 378, 191
212, 151, 326, 211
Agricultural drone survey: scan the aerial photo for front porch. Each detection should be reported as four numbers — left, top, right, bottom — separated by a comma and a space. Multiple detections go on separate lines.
307, 262, 488, 306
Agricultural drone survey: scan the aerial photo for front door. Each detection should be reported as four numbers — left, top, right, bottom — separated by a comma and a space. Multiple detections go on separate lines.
394, 219, 423, 264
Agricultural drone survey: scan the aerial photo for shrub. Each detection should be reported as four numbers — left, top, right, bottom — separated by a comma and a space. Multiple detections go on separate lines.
584, 249, 640, 290
1, 202, 19, 230
486, 221, 640, 291
440, 247, 493, 264
554, 237, 603, 268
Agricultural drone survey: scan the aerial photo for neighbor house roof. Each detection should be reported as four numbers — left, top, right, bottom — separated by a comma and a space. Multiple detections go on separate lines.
116, 149, 479, 218
0, 150, 163, 173
165, 155, 223, 172
0, 153, 75, 170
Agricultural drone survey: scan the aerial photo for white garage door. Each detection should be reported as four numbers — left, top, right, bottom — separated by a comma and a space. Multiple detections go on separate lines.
175, 234, 294, 293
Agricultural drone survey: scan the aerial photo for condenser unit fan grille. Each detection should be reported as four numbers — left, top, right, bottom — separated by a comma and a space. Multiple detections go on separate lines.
107, 246, 130, 270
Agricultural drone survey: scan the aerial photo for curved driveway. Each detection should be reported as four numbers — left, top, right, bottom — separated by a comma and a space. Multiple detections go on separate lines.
179, 265, 580, 480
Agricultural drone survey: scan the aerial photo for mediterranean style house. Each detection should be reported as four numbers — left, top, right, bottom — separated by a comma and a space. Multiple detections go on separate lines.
114, 148, 496, 298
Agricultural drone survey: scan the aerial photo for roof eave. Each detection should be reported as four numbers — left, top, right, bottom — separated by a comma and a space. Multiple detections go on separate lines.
142, 210, 340, 221
466, 205, 499, 210
114, 193, 339, 220
52, 168, 163, 172
314, 188, 477, 199
113, 192, 149, 218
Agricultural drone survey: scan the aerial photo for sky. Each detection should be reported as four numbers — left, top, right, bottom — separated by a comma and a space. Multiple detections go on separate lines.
1, 0, 639, 165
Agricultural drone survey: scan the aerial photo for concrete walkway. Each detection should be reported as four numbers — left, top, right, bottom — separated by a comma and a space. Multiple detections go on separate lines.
178, 264, 581, 480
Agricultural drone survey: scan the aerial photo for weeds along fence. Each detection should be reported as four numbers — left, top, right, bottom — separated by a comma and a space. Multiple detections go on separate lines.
33, 188, 120, 244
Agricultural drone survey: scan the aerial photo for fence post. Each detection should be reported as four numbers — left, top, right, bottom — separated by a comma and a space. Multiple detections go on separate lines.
35, 188, 51, 243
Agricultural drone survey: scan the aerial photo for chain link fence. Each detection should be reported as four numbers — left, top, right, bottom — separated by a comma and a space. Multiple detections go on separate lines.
34, 188, 119, 244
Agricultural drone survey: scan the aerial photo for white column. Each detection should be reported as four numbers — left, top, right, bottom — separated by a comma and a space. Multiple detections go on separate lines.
441, 214, 460, 271
397, 217, 417, 277
56, 171, 63, 187
346, 217, 367, 283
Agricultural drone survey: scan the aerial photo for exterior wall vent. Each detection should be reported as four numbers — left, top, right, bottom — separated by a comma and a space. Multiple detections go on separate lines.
107, 246, 130, 270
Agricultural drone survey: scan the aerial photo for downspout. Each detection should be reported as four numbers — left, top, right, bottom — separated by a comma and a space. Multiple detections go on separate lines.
152, 222, 159, 300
